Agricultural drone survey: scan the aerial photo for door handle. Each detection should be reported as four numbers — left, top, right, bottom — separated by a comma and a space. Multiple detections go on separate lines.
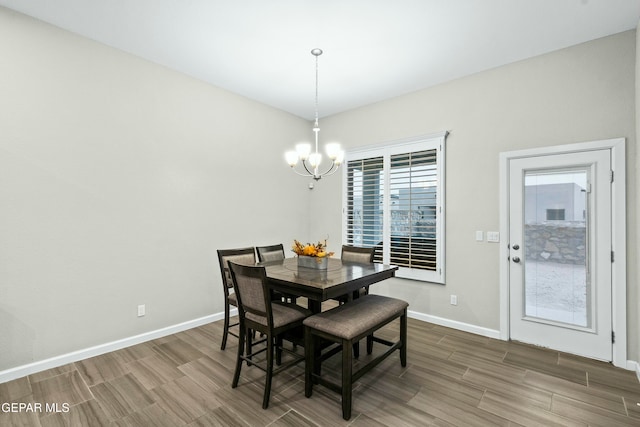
512, 256, 521, 263
512, 244, 520, 250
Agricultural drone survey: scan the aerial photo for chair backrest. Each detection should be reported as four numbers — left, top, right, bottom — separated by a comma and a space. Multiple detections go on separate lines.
256, 244, 285, 263
228, 262, 271, 321
217, 247, 256, 290
341, 245, 374, 264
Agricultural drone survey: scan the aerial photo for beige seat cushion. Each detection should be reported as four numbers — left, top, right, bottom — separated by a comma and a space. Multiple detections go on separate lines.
303, 295, 408, 340
246, 302, 311, 329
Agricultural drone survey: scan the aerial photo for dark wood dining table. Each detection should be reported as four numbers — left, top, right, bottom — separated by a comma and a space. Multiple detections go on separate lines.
260, 257, 398, 313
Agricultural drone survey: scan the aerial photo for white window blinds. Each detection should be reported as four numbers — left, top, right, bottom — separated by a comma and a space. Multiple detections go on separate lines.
346, 156, 384, 252
343, 132, 446, 283
389, 149, 438, 271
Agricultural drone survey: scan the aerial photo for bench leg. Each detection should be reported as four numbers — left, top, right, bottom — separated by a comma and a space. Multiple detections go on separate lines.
342, 338, 353, 420
366, 334, 373, 354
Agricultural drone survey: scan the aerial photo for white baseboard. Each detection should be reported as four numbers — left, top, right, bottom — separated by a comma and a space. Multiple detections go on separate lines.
0, 309, 235, 384
2, 309, 635, 384
3, 308, 496, 384
408, 310, 502, 340
409, 311, 640, 374
629, 360, 640, 382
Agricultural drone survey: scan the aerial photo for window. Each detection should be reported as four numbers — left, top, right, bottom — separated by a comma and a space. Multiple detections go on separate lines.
343, 132, 447, 283
546, 209, 565, 221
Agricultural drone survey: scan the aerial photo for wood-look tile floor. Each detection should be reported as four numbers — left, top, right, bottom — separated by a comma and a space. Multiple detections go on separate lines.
2, 316, 640, 426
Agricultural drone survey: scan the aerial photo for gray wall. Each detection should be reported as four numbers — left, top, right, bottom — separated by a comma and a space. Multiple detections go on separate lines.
0, 8, 311, 371
636, 20, 640, 374
313, 31, 638, 361
1, 6, 637, 374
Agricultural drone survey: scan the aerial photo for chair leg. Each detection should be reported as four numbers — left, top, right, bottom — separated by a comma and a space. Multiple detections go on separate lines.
304, 327, 314, 398
400, 310, 407, 367
342, 338, 353, 420
232, 325, 245, 388
262, 334, 274, 409
221, 302, 230, 350
247, 328, 253, 367
276, 335, 283, 366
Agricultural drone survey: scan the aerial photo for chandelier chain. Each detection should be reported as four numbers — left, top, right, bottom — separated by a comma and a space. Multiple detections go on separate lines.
314, 52, 319, 126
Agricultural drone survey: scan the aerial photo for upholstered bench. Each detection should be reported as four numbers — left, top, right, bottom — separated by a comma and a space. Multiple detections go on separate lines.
303, 294, 408, 420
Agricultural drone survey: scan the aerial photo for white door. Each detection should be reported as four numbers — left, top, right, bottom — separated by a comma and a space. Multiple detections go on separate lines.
508, 150, 612, 361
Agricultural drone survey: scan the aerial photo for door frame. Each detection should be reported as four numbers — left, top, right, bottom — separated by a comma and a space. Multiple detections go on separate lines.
499, 138, 626, 368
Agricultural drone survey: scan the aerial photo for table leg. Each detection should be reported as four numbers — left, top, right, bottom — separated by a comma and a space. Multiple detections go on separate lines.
308, 299, 322, 314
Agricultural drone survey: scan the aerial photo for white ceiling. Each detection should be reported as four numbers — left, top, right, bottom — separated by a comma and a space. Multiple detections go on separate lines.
2, 0, 639, 120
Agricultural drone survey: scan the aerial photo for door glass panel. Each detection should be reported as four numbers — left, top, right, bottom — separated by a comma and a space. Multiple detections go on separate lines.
523, 169, 590, 328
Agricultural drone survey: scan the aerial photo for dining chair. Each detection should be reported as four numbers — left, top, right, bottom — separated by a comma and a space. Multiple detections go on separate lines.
228, 261, 311, 409
256, 243, 286, 263
337, 245, 375, 301
216, 247, 256, 350
341, 244, 375, 264
256, 243, 297, 305
336, 245, 376, 358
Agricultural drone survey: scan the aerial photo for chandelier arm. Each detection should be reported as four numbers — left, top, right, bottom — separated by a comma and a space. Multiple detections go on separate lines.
289, 165, 316, 178
293, 160, 338, 180
323, 163, 341, 177
315, 161, 339, 178
300, 160, 316, 176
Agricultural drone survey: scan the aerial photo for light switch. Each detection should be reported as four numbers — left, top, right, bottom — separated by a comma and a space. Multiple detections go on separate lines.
487, 231, 500, 243
475, 231, 484, 241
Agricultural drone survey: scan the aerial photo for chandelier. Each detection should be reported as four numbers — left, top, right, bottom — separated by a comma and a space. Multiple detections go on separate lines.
285, 48, 344, 180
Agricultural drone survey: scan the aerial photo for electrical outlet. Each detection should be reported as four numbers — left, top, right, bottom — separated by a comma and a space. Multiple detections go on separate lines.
137, 304, 146, 317
450, 295, 457, 305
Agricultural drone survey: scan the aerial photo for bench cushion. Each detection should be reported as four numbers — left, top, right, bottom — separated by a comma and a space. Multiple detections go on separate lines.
303, 295, 408, 340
